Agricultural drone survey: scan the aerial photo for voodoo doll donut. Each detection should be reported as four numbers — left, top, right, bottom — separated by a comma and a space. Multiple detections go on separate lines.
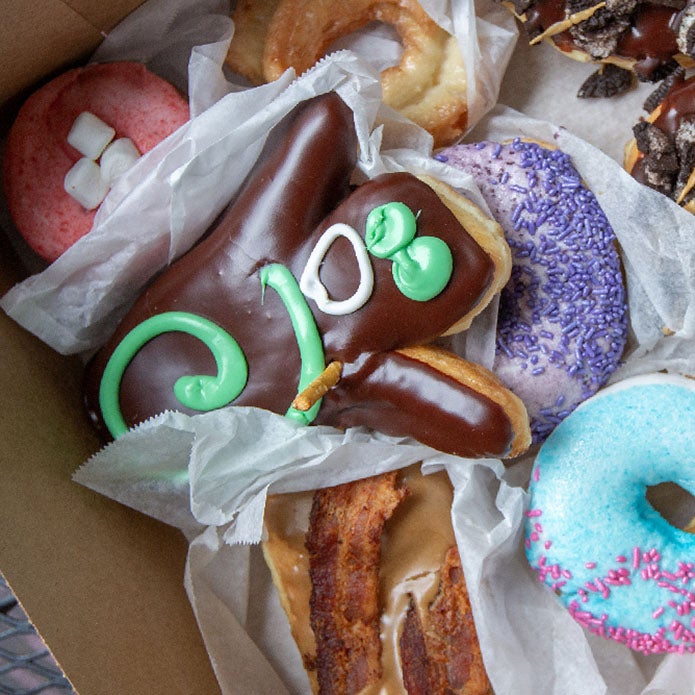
83, 93, 531, 459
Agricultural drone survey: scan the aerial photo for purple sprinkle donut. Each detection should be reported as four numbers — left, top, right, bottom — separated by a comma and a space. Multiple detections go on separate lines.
435, 140, 628, 443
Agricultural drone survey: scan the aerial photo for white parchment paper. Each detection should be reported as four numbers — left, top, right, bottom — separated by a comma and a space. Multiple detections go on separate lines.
4, 0, 695, 693
0, 0, 516, 358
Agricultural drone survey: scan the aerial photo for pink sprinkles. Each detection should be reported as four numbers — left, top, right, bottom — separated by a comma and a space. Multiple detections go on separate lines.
526, 507, 695, 654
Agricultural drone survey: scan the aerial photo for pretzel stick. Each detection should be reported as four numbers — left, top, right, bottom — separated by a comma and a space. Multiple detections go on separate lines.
528, 2, 606, 45
292, 360, 343, 411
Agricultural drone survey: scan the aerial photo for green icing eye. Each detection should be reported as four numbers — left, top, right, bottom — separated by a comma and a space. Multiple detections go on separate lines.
365, 202, 416, 258
365, 201, 453, 302
391, 237, 453, 302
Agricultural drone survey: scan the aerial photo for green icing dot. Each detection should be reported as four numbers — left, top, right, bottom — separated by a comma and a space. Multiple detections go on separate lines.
365, 201, 416, 258
391, 237, 453, 302
365, 201, 453, 302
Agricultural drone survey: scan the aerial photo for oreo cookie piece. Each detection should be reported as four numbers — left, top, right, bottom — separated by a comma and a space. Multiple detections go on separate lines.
643, 66, 686, 113
641, 58, 682, 84
633, 121, 679, 195
512, 0, 685, 89
675, 116, 695, 196
625, 70, 695, 212
676, 0, 695, 56
578, 63, 635, 97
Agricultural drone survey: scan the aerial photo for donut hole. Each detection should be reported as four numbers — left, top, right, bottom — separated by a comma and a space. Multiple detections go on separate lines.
646, 482, 695, 532
328, 21, 403, 73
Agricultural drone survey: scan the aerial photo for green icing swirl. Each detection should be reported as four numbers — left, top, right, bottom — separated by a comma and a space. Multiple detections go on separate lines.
99, 263, 328, 439
99, 312, 248, 439
260, 263, 326, 424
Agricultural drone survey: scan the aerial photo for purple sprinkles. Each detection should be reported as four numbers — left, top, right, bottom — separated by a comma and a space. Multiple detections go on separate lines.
437, 140, 628, 442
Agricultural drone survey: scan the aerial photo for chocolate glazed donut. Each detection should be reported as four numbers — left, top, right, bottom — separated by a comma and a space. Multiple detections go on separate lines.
83, 93, 530, 459
509, 0, 694, 97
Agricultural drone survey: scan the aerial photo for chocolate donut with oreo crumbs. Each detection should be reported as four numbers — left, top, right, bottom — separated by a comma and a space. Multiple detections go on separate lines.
504, 0, 694, 97
625, 68, 695, 211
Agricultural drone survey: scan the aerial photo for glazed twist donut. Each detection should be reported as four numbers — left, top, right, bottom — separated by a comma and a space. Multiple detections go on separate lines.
226, 0, 468, 147
526, 374, 695, 654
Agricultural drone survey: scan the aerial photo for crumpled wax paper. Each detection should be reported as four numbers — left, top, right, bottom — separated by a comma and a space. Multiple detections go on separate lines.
75, 403, 695, 695
73, 97, 695, 693
7, 0, 695, 693
74, 410, 453, 695
0, 0, 516, 358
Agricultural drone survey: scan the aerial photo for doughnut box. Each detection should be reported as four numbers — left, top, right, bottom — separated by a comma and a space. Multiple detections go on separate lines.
3, 1, 695, 694
0, 4, 218, 693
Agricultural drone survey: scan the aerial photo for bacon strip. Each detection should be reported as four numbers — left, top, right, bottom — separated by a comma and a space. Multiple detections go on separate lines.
400, 545, 492, 695
306, 471, 406, 694
400, 598, 433, 693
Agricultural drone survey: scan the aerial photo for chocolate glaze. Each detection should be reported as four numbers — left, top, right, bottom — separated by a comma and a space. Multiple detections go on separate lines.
83, 93, 515, 458
523, 0, 565, 40
523, 0, 680, 80
616, 5, 680, 81
310, 173, 495, 361
648, 71, 695, 136
631, 73, 695, 186
319, 351, 514, 458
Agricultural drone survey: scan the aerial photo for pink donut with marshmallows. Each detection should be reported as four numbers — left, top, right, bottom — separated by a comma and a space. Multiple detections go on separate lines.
3, 62, 189, 262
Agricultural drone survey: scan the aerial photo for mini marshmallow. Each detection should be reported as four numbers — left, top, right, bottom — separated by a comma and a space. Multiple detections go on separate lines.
67, 111, 115, 160
64, 158, 110, 210
99, 138, 141, 185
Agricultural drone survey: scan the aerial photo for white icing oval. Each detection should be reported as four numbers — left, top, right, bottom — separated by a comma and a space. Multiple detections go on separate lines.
299, 223, 374, 315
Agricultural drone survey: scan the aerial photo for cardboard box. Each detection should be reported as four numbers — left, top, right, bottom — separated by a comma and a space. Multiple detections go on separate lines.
6, 3, 694, 693
0, 3, 220, 693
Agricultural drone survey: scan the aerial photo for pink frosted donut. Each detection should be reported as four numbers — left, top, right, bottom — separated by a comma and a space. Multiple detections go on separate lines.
3, 62, 189, 262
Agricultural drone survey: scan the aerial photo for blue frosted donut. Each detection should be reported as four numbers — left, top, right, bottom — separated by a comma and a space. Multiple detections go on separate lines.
526, 374, 695, 654
436, 140, 628, 442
